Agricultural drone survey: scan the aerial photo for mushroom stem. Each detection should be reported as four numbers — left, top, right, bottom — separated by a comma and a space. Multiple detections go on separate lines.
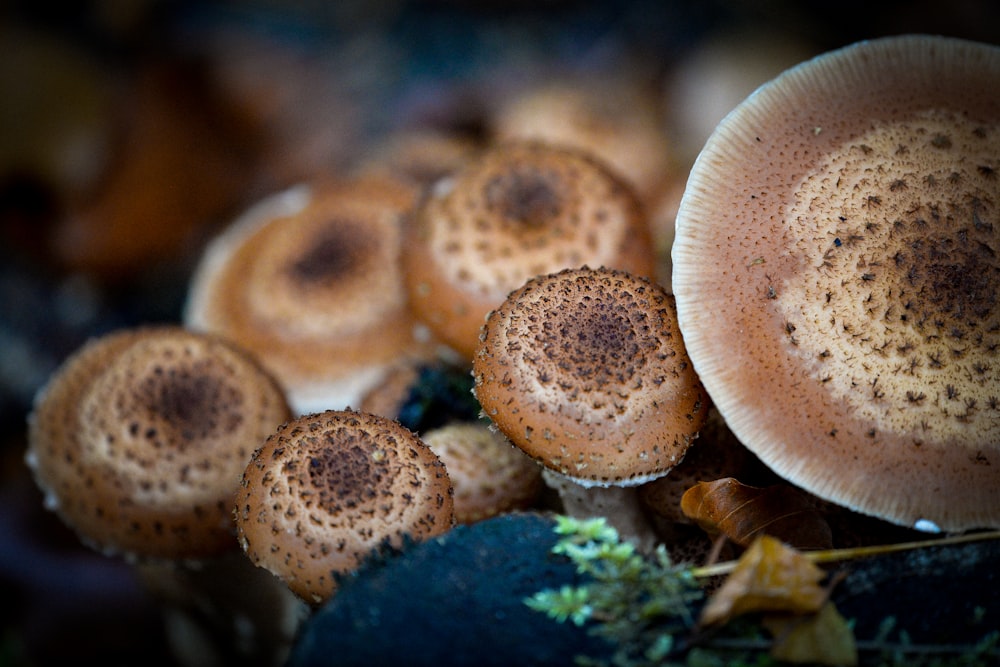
134, 553, 308, 667
541, 469, 659, 553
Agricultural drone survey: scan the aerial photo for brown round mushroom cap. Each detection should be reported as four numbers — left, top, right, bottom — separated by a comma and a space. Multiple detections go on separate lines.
473, 266, 709, 487
421, 421, 543, 524
234, 409, 454, 604
25, 326, 292, 560
671, 35, 1000, 532
404, 141, 657, 360
184, 178, 435, 414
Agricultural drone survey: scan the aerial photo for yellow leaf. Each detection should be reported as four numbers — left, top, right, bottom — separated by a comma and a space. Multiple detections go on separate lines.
764, 602, 858, 666
699, 535, 827, 626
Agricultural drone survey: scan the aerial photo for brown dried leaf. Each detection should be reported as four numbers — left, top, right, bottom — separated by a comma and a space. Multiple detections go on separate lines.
763, 602, 858, 666
680, 477, 833, 550
699, 534, 828, 626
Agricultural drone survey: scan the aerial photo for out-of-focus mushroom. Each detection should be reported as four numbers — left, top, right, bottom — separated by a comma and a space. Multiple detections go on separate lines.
672, 35, 1000, 532
234, 409, 454, 604
25, 325, 301, 666
184, 177, 436, 415
50, 63, 250, 282
0, 24, 114, 206
491, 77, 674, 202
351, 127, 483, 192
404, 141, 657, 360
421, 421, 543, 524
473, 266, 709, 547
26, 326, 291, 559
664, 26, 816, 168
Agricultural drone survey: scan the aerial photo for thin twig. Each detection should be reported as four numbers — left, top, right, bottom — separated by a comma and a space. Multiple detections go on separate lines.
690, 529, 1000, 578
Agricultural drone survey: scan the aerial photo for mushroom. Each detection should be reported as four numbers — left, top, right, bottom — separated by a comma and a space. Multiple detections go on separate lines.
671, 35, 1000, 532
403, 141, 657, 360
472, 266, 709, 547
351, 127, 483, 191
421, 421, 543, 524
234, 409, 454, 604
25, 325, 302, 666
491, 77, 674, 202
26, 325, 291, 558
184, 176, 437, 415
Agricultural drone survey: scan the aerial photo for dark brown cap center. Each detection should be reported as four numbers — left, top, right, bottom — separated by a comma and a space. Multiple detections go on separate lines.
484, 167, 564, 228
288, 220, 376, 286
134, 363, 244, 448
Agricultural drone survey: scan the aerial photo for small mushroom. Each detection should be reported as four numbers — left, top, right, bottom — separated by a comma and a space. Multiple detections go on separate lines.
26, 325, 291, 559
473, 266, 709, 546
404, 141, 657, 360
421, 421, 543, 524
234, 409, 454, 604
672, 35, 1000, 532
184, 177, 436, 414
25, 325, 301, 666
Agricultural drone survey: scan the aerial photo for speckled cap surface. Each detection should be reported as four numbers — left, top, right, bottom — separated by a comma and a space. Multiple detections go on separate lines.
234, 409, 454, 603
473, 266, 708, 487
421, 421, 542, 524
26, 326, 292, 560
185, 179, 435, 414
672, 35, 1000, 531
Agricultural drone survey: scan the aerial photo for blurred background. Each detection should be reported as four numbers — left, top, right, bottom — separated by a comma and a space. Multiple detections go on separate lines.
2, 1, 998, 664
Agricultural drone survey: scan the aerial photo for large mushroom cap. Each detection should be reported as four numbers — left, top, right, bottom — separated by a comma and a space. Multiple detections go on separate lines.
672, 35, 1000, 532
404, 141, 656, 360
25, 326, 292, 560
184, 178, 434, 414
473, 266, 708, 487
234, 409, 454, 604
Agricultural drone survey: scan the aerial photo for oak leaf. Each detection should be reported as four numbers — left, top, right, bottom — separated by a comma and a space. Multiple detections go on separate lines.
680, 477, 833, 549
763, 602, 858, 666
699, 534, 827, 626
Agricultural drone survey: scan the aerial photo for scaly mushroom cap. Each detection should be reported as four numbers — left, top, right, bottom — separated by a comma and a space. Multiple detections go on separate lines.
473, 266, 709, 487
185, 178, 434, 414
25, 326, 292, 560
404, 141, 657, 359
234, 409, 454, 604
672, 35, 1000, 532
421, 421, 543, 524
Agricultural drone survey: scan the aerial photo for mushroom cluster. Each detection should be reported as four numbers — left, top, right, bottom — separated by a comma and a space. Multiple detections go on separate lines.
672, 34, 1000, 532
20, 25, 1000, 667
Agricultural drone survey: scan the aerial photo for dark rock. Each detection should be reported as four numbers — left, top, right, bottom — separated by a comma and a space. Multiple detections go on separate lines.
287, 512, 613, 667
